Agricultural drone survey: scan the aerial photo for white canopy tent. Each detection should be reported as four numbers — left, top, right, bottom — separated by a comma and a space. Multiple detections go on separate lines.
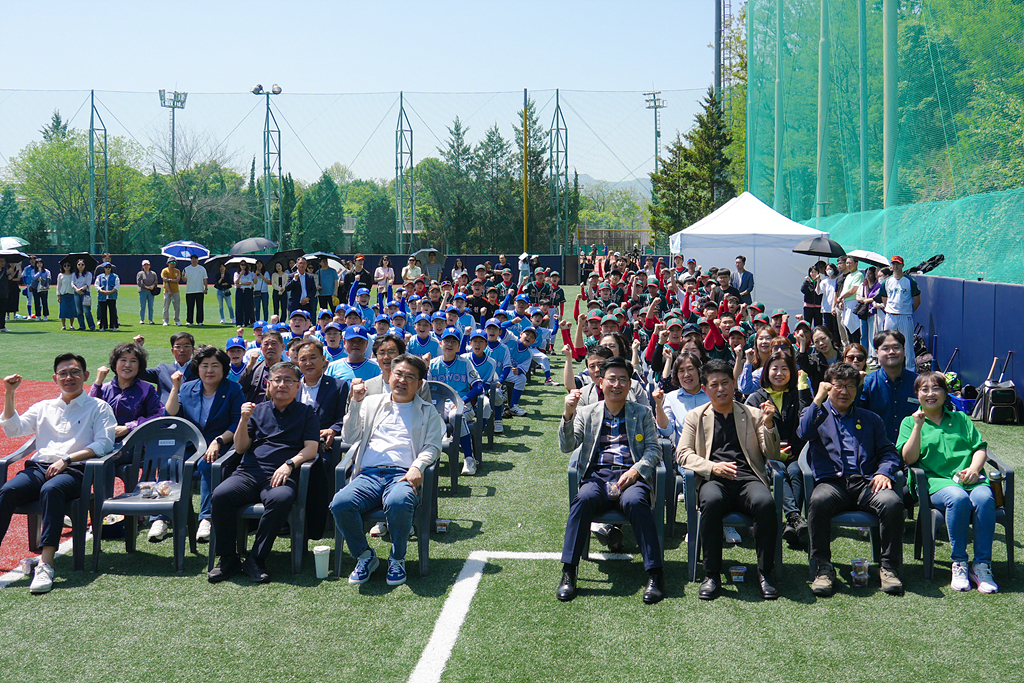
669, 192, 829, 314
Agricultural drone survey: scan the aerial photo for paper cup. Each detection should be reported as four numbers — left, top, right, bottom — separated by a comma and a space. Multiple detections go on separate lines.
313, 545, 331, 579
729, 566, 747, 583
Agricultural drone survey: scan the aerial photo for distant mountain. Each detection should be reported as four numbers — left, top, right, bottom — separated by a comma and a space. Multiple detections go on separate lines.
576, 173, 652, 198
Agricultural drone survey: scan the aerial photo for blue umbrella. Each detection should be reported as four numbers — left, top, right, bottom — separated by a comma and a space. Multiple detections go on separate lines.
162, 240, 210, 260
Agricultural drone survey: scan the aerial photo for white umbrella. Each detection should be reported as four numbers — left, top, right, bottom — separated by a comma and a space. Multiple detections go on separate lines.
0, 237, 29, 251
225, 256, 258, 268
846, 249, 891, 268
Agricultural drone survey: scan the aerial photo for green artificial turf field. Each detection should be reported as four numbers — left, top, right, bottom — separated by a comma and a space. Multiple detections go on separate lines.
0, 289, 1021, 683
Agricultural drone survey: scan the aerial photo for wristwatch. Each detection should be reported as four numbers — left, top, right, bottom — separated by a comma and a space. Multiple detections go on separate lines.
61, 455, 72, 466
285, 460, 296, 471
215, 436, 225, 447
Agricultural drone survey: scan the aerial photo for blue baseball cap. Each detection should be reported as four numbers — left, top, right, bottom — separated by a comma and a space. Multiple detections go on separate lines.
274, 323, 290, 332
253, 320, 266, 330
317, 309, 332, 319
445, 306, 458, 314
415, 313, 432, 325
431, 312, 447, 322
392, 310, 407, 320
453, 292, 467, 301
334, 304, 348, 313
441, 326, 463, 341
521, 326, 538, 337
528, 307, 542, 316
344, 325, 369, 341
226, 336, 246, 350
494, 309, 509, 319
389, 326, 407, 337
344, 308, 362, 318
324, 322, 344, 333
289, 309, 310, 320
356, 287, 370, 296
407, 294, 421, 302
470, 328, 487, 340
374, 314, 391, 323
386, 300, 400, 308
515, 293, 530, 302
485, 317, 501, 328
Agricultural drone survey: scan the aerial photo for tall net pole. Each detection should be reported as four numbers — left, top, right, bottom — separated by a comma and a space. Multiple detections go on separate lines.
522, 88, 528, 254
395, 92, 415, 253
262, 92, 282, 244
549, 89, 568, 254
88, 90, 108, 252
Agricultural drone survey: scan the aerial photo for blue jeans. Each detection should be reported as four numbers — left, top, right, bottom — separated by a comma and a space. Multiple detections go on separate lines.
216, 288, 234, 320
75, 292, 95, 330
139, 290, 154, 321
781, 459, 804, 516
197, 458, 213, 520
930, 484, 996, 564
330, 467, 419, 560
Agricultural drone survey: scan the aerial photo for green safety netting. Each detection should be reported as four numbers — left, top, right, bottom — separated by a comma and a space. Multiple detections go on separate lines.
744, 0, 1024, 283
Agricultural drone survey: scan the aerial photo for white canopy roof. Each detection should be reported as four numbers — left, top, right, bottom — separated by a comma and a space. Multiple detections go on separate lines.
679, 191, 826, 237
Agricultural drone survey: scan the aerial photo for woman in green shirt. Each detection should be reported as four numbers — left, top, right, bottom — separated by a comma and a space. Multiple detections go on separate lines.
897, 371, 997, 593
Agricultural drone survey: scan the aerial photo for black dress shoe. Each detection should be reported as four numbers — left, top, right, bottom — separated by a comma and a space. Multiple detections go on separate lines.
208, 555, 242, 583
556, 568, 577, 602
642, 573, 665, 604
759, 572, 779, 600
243, 555, 271, 583
698, 575, 720, 600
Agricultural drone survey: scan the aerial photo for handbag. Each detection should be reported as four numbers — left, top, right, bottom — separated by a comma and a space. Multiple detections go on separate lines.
82, 294, 92, 307
153, 286, 161, 296
853, 300, 871, 320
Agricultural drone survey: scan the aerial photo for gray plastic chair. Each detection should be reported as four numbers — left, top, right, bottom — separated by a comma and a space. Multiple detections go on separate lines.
912, 452, 1015, 579
90, 417, 207, 573
0, 438, 96, 571
332, 443, 438, 578
206, 448, 314, 575
566, 446, 667, 561
683, 464, 785, 582
426, 381, 464, 494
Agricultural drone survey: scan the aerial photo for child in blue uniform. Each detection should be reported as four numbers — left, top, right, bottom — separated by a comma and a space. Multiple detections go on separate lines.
225, 336, 247, 383
429, 327, 484, 475
505, 327, 536, 417
407, 313, 441, 359
464, 328, 500, 434
326, 325, 381, 382
483, 318, 512, 432
322, 322, 347, 362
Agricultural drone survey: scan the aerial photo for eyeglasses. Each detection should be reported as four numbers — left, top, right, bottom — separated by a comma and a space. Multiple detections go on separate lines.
172, 345, 193, 351
602, 376, 630, 386
55, 369, 84, 379
845, 355, 866, 362
269, 378, 299, 386
831, 383, 858, 393
392, 370, 419, 382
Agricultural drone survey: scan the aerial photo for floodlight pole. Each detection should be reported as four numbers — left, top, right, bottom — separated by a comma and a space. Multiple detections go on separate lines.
158, 89, 188, 174
257, 88, 283, 245
883, 0, 897, 208
395, 92, 415, 253
644, 91, 665, 180
549, 89, 569, 254
714, 0, 722, 97
815, 0, 831, 220
88, 90, 108, 252
523, 88, 528, 254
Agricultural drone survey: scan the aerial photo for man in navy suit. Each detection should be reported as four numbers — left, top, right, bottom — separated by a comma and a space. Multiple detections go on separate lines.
286, 257, 318, 318
295, 338, 349, 540
139, 332, 196, 403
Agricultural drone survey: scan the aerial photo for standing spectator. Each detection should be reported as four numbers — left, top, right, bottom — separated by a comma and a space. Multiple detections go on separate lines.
57, 260, 76, 330
270, 261, 288, 320
856, 266, 881, 357
21, 258, 36, 318
214, 263, 234, 324
423, 251, 443, 283
253, 260, 270, 322
817, 262, 839, 342
92, 252, 115, 279
182, 254, 208, 326
316, 255, 338, 312
342, 254, 374, 301
234, 261, 255, 327
880, 256, 920, 370
837, 256, 864, 344
731, 255, 755, 305
401, 255, 422, 283
0, 255, 12, 332
450, 258, 467, 282
801, 265, 823, 328
161, 257, 181, 326
374, 255, 395, 295
285, 257, 317, 317
72, 259, 96, 332
0, 353, 116, 593
29, 257, 51, 321
5, 258, 22, 321
136, 259, 158, 325
95, 262, 120, 331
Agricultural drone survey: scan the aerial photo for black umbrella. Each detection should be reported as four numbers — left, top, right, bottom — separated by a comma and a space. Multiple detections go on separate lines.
264, 248, 305, 274
304, 252, 343, 271
792, 236, 846, 258
0, 249, 29, 260
59, 252, 98, 272
230, 237, 278, 255
202, 254, 234, 277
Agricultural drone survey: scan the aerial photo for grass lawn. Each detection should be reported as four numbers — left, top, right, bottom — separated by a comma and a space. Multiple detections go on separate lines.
0, 288, 1021, 682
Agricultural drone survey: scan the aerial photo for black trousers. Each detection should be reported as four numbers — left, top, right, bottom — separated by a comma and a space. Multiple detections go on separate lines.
98, 300, 118, 329
807, 475, 904, 571
562, 466, 662, 571
698, 477, 777, 575
0, 461, 83, 548
186, 292, 205, 324
803, 306, 822, 328
34, 291, 50, 317
317, 295, 334, 313
211, 467, 297, 562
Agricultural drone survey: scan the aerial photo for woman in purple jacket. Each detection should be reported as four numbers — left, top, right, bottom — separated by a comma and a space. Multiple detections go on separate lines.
89, 342, 164, 441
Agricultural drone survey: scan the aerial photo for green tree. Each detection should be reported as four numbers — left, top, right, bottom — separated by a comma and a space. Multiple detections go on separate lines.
0, 185, 22, 236
293, 170, 345, 252
471, 123, 516, 252
512, 98, 551, 252
40, 110, 69, 142
354, 193, 396, 253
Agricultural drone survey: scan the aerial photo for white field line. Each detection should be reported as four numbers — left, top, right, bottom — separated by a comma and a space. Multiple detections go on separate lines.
407, 549, 632, 683
0, 533, 80, 588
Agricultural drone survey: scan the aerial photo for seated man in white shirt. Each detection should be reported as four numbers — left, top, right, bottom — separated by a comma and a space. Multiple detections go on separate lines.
0, 352, 116, 593
330, 354, 444, 587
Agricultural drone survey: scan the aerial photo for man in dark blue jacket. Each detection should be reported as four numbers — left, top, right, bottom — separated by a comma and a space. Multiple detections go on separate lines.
798, 362, 905, 598
285, 257, 318, 318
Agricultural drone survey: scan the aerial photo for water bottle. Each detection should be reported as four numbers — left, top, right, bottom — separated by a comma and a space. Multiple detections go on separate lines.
989, 469, 1005, 508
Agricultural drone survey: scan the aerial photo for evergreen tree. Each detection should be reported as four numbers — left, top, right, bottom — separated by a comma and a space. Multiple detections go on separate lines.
512, 98, 551, 252
355, 194, 396, 254
40, 110, 69, 142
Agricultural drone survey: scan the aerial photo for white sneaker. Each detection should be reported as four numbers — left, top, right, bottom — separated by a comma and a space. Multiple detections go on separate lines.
196, 519, 212, 543
369, 521, 389, 538
163, 321, 169, 326
970, 562, 999, 594
462, 457, 478, 475
544, 377, 558, 386
950, 561, 970, 591
30, 562, 54, 594
493, 420, 504, 434
510, 406, 527, 417
63, 515, 73, 527
148, 519, 170, 543
724, 526, 741, 544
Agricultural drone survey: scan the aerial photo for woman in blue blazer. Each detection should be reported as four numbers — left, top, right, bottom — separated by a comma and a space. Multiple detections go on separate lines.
165, 345, 244, 543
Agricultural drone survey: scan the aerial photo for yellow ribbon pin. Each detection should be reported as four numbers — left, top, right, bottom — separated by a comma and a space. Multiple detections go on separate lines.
636, 434, 644, 442
856, 423, 862, 430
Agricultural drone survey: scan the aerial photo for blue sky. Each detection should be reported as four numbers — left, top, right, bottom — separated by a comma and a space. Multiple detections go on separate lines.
1, 1, 719, 184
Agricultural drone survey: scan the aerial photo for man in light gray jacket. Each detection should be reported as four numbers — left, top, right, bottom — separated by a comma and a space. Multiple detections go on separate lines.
556, 356, 664, 604
330, 354, 444, 587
